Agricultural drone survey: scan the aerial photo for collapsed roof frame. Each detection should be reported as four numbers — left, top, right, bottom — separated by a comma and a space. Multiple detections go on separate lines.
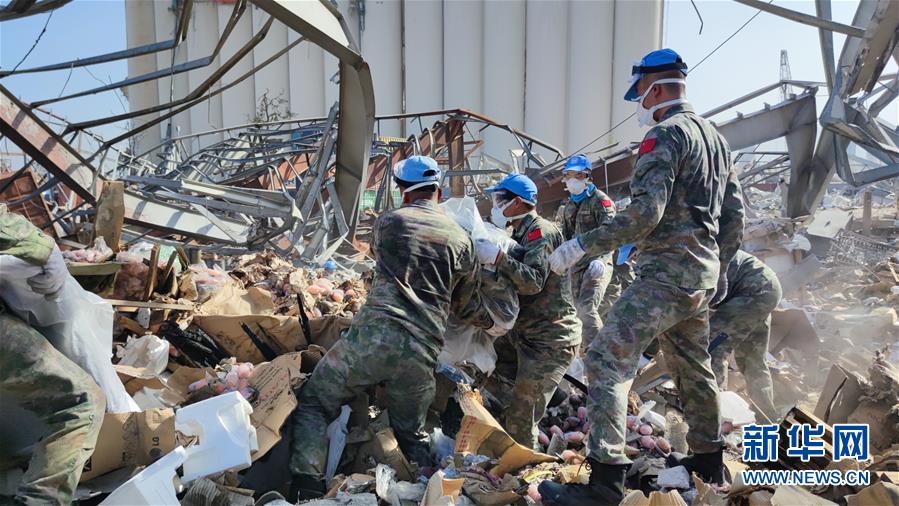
0, 0, 375, 260
533, 0, 899, 218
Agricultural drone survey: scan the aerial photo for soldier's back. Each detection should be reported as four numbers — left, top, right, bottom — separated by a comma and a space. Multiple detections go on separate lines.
357, 199, 476, 350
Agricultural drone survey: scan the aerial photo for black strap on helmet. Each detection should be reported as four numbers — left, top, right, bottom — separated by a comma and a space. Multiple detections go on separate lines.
631, 59, 688, 76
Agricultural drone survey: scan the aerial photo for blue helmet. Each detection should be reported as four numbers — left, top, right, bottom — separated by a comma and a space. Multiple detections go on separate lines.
485, 174, 538, 205
562, 154, 592, 174
393, 155, 441, 185
624, 48, 688, 101
616, 243, 636, 265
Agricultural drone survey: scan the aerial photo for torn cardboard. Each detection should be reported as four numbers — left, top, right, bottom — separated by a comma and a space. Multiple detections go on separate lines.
455, 387, 555, 477
420, 470, 464, 506
354, 427, 416, 482
770, 485, 837, 505
846, 482, 899, 506
248, 352, 306, 459
814, 364, 866, 424
80, 408, 176, 481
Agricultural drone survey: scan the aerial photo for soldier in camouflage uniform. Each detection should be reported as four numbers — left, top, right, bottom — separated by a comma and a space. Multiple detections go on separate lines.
709, 250, 782, 422
475, 174, 581, 450
542, 49, 744, 504
558, 155, 617, 350
0, 204, 105, 505
289, 157, 498, 499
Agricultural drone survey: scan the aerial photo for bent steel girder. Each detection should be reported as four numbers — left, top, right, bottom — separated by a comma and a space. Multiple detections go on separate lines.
30, 0, 247, 107
0, 0, 195, 76
251, 0, 375, 239
0, 84, 250, 244
0, 0, 68, 22
792, 0, 899, 216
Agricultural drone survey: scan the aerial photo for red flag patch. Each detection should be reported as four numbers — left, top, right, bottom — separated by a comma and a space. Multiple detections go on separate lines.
639, 138, 657, 155
600, 199, 613, 208
527, 228, 543, 241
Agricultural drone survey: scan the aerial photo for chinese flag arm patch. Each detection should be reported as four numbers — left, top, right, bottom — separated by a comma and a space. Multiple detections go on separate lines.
639, 138, 657, 155
527, 228, 543, 241
600, 199, 613, 208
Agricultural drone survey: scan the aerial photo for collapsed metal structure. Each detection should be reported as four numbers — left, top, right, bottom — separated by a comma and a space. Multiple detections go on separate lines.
0, 0, 897, 260
535, 0, 899, 218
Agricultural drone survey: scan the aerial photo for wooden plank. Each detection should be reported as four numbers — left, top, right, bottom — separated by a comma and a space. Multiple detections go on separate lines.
104, 299, 193, 311
93, 180, 125, 252
141, 244, 160, 301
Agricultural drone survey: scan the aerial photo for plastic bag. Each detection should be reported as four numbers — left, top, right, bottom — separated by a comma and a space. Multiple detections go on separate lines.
116, 334, 169, 377
0, 255, 140, 413
62, 236, 114, 263
182, 264, 231, 303
438, 197, 520, 374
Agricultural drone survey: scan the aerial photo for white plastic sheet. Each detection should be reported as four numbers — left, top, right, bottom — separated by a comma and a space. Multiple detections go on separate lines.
0, 255, 139, 413
439, 198, 520, 374
116, 334, 169, 376
324, 404, 352, 483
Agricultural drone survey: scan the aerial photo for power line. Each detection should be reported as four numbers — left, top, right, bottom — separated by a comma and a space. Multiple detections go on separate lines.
5, 10, 55, 74
571, 0, 773, 155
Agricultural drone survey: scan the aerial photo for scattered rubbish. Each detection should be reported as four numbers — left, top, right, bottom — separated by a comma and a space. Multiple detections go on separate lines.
656, 465, 691, 490
175, 391, 258, 483
719, 391, 757, 426
325, 405, 353, 483
99, 446, 187, 505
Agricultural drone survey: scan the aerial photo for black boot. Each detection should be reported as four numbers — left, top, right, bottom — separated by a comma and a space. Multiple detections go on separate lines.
288, 473, 325, 502
671, 448, 725, 485
538, 458, 627, 506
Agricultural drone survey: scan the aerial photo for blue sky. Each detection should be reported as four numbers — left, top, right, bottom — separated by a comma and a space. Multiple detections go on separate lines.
0, 0, 896, 150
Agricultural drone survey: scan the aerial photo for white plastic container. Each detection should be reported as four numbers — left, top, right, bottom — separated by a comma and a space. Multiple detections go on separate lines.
175, 391, 259, 483
100, 446, 186, 505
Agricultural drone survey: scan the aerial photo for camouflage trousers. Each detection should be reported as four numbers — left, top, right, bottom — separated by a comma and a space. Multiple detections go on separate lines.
503, 335, 576, 450
0, 312, 105, 506
710, 288, 781, 422
585, 278, 722, 464
572, 264, 613, 350
290, 318, 437, 479
598, 264, 635, 320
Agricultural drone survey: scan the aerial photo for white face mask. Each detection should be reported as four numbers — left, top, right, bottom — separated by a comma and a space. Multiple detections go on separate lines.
490, 199, 530, 228
564, 178, 588, 195
635, 78, 687, 127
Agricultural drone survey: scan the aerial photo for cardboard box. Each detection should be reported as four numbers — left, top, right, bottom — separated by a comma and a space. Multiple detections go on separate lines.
454, 387, 555, 477
80, 408, 176, 482
248, 352, 306, 459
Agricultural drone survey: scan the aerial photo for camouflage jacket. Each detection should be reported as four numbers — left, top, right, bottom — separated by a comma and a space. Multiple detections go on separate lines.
560, 186, 617, 275
579, 103, 745, 289
498, 212, 581, 347
0, 203, 54, 265
721, 250, 782, 303
355, 199, 492, 354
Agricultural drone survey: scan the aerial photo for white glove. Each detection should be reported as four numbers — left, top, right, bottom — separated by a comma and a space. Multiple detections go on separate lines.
26, 246, 67, 296
587, 259, 606, 279
475, 238, 501, 266
549, 237, 586, 275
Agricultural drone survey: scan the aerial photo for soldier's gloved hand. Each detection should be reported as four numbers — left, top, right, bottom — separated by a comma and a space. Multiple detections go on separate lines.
710, 273, 728, 308
27, 246, 66, 297
475, 238, 501, 266
549, 237, 586, 275
586, 259, 606, 279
